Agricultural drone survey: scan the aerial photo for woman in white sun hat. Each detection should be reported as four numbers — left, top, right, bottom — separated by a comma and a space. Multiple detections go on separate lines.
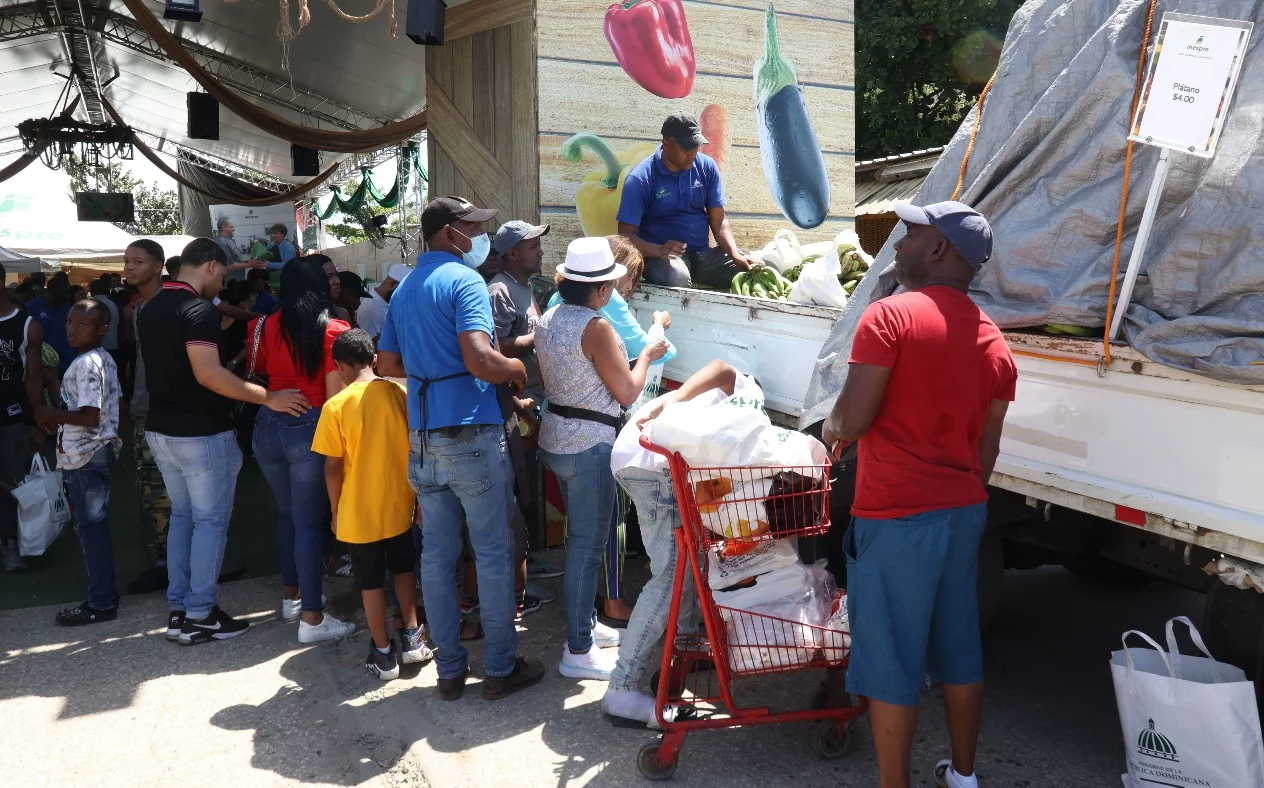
535, 236, 670, 681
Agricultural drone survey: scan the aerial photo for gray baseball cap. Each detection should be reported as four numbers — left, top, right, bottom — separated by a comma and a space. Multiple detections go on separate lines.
894, 201, 994, 267
492, 220, 551, 256
661, 112, 708, 150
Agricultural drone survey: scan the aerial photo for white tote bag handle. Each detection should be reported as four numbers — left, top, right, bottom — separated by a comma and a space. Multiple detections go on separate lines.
1122, 629, 1176, 681
1165, 615, 1225, 681
29, 453, 50, 476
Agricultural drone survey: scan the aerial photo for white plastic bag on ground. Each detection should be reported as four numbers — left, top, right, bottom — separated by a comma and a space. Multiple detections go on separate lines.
13, 454, 70, 556
789, 239, 848, 309
708, 538, 800, 590
1111, 616, 1264, 788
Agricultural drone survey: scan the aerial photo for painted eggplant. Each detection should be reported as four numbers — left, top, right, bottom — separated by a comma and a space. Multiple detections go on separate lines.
754, 2, 830, 229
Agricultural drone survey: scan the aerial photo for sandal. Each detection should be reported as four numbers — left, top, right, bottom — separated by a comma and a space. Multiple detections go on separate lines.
459, 620, 484, 642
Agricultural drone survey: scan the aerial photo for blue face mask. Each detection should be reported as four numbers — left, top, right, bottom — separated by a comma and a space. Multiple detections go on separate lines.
452, 228, 490, 269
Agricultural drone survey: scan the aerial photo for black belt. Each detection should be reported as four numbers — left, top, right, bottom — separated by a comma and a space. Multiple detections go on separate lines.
546, 402, 626, 430
427, 425, 469, 439
408, 370, 473, 466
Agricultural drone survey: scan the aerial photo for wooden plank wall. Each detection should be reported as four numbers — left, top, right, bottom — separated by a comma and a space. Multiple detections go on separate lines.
536, 0, 854, 274
425, 10, 539, 238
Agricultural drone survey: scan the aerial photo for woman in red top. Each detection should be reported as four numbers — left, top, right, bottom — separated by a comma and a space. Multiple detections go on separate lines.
248, 255, 355, 645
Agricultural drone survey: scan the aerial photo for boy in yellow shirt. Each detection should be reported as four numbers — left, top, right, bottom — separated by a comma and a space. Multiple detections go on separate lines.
313, 329, 431, 680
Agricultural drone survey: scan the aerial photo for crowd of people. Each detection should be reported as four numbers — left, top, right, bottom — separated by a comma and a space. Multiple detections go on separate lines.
0, 186, 1011, 788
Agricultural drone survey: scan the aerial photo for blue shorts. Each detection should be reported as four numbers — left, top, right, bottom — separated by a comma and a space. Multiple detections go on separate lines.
844, 502, 988, 706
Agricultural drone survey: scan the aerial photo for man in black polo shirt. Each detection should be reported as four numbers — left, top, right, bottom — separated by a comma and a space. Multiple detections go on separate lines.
140, 238, 308, 645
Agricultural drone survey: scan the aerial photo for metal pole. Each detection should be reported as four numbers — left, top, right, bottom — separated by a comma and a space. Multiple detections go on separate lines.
1109, 147, 1171, 341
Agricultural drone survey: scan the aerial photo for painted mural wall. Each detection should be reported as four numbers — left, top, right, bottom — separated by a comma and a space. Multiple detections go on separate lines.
536, 0, 854, 274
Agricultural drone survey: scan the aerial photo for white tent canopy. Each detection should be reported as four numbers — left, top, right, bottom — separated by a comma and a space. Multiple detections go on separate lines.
0, 168, 136, 264
0, 245, 42, 275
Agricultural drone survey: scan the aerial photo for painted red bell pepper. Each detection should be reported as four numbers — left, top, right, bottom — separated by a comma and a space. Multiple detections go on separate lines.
604, 0, 696, 99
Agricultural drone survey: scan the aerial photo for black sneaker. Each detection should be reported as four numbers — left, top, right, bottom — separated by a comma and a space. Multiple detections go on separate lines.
517, 593, 542, 619
54, 602, 117, 627
126, 564, 168, 595
166, 610, 186, 641
365, 640, 401, 681
179, 606, 248, 645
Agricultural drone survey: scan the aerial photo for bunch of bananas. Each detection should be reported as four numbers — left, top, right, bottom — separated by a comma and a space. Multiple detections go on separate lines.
731, 266, 794, 300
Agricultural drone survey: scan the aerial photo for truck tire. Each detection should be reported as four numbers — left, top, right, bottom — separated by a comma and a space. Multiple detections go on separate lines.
1203, 580, 1264, 709
977, 527, 1004, 631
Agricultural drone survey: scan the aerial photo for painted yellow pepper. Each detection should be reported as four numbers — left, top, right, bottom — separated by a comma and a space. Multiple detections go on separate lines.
561, 132, 657, 237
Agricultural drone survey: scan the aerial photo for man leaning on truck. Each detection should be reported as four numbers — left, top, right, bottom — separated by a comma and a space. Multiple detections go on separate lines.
822, 201, 1016, 788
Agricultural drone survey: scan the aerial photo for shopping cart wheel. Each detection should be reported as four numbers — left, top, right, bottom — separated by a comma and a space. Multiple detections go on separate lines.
637, 741, 679, 781
814, 721, 854, 760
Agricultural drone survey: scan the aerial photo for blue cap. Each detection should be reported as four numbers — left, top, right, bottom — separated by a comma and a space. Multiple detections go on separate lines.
492, 220, 550, 256
894, 201, 993, 267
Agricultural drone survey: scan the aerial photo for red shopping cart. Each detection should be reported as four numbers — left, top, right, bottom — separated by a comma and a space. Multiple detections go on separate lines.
633, 437, 867, 780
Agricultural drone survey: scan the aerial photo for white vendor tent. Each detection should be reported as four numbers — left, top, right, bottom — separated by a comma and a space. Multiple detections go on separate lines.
0, 245, 43, 276
0, 168, 135, 265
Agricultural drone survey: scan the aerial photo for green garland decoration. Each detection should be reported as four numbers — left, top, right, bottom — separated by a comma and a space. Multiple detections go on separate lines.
312, 141, 429, 220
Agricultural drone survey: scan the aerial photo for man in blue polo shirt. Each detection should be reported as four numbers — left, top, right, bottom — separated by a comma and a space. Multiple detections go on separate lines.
616, 112, 757, 289
376, 195, 544, 702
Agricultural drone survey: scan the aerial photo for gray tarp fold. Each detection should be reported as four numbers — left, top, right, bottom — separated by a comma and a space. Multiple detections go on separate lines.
802, 0, 1264, 430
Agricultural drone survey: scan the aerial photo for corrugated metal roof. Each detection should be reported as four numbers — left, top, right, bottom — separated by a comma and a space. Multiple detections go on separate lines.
855, 148, 945, 216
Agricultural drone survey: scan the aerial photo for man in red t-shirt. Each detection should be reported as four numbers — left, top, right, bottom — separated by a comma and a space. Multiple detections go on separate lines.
823, 201, 1016, 788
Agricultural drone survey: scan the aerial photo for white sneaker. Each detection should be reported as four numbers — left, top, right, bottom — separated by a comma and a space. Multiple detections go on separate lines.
297, 613, 355, 644
601, 687, 691, 729
935, 760, 978, 788
593, 619, 621, 649
558, 644, 618, 680
282, 594, 327, 622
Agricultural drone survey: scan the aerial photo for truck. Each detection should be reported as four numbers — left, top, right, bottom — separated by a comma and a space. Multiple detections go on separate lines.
630, 1, 1264, 702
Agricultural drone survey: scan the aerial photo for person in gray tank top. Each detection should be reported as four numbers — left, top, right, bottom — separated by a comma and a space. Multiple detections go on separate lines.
535, 237, 668, 682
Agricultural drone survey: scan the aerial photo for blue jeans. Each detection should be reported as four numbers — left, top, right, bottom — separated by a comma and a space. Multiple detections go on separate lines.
253, 407, 326, 613
147, 431, 243, 619
541, 444, 616, 653
844, 502, 988, 706
64, 444, 118, 611
609, 467, 700, 691
409, 425, 518, 679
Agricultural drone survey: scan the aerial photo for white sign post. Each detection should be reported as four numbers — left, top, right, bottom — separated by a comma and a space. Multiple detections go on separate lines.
1108, 14, 1252, 340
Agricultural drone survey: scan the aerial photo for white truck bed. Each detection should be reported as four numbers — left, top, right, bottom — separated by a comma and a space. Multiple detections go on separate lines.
627, 284, 843, 422
994, 332, 1264, 562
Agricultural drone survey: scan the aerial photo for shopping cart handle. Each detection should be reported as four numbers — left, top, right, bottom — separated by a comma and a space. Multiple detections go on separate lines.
639, 435, 675, 459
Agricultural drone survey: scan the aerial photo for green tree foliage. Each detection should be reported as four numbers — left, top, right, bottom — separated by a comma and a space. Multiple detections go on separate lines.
63, 153, 182, 235
856, 0, 1022, 160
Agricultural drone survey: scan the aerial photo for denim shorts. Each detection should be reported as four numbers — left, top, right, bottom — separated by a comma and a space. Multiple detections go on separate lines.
844, 502, 988, 706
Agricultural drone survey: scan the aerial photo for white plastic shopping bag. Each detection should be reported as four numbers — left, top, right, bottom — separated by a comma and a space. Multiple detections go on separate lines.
1110, 616, 1264, 788
12, 454, 70, 556
788, 240, 848, 309
629, 324, 667, 418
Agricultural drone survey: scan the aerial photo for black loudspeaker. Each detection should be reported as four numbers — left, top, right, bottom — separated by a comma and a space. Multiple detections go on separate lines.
76, 192, 135, 223
406, 0, 446, 45
292, 144, 320, 176
164, 0, 202, 22
187, 92, 219, 140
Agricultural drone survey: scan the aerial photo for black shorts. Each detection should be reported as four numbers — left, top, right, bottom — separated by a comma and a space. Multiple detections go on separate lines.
347, 530, 416, 591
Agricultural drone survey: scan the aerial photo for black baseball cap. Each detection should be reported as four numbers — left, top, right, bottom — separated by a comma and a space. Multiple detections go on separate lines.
421, 196, 498, 241
661, 112, 708, 150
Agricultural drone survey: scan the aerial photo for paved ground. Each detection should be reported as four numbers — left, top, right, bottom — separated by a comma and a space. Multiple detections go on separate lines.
0, 562, 1203, 787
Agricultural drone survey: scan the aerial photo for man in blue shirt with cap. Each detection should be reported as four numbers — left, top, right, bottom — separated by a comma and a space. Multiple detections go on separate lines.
376, 195, 545, 702
822, 201, 1016, 788
617, 112, 757, 289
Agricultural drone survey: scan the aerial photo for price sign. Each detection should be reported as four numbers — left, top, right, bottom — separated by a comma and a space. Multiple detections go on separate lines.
1129, 14, 1252, 158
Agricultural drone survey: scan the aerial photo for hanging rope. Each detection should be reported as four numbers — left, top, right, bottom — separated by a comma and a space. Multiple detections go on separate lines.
950, 71, 996, 202
1102, 0, 1161, 368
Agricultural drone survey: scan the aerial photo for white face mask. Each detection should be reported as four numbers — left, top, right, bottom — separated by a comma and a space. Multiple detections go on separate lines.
452, 227, 490, 269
